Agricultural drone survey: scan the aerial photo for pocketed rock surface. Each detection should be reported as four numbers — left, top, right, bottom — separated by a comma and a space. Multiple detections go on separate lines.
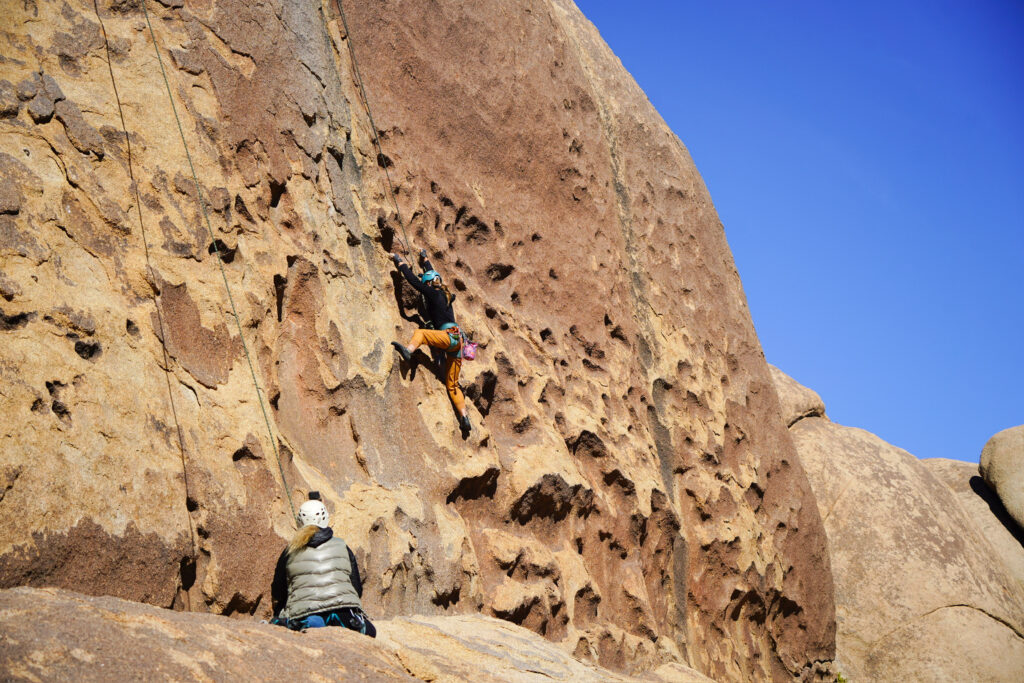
0, 586, 713, 682
772, 368, 1024, 682
0, 1, 834, 679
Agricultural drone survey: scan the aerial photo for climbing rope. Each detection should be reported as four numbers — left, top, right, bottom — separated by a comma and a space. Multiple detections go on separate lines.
92, 0, 197, 610
330, 0, 417, 258
140, 0, 297, 524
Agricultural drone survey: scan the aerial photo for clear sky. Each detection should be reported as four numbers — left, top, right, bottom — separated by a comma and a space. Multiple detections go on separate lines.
576, 0, 1023, 463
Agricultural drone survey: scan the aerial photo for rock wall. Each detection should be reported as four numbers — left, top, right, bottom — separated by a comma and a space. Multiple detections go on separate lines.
771, 367, 1024, 681
0, 1, 834, 679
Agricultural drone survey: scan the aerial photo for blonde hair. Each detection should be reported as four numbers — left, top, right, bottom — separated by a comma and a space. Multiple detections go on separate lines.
438, 280, 454, 307
287, 524, 319, 555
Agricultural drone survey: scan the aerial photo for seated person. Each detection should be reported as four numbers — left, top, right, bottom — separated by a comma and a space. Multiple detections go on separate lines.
271, 492, 375, 636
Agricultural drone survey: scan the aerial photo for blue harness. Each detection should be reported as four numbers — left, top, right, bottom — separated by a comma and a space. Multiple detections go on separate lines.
440, 322, 462, 356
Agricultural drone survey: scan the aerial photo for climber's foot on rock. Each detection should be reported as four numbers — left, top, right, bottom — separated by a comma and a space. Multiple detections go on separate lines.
391, 341, 412, 363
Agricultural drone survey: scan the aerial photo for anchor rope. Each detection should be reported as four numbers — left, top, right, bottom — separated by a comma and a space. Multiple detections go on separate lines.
330, 0, 418, 260
140, 0, 297, 524
92, 0, 197, 610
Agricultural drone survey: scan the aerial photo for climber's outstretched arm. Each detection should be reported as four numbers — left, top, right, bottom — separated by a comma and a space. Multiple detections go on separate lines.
392, 253, 431, 294
419, 248, 434, 273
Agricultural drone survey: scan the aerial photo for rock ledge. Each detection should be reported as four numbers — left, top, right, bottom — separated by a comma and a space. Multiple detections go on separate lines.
0, 586, 712, 682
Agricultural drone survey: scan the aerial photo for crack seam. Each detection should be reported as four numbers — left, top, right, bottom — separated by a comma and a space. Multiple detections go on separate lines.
820, 476, 855, 524
867, 603, 1024, 651
787, 410, 824, 428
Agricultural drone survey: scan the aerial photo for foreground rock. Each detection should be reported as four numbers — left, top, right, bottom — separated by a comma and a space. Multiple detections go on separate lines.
0, 1, 834, 679
979, 425, 1024, 531
770, 368, 1024, 681
0, 587, 711, 682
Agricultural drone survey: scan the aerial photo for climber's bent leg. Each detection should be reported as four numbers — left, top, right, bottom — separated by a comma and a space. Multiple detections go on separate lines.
409, 328, 454, 353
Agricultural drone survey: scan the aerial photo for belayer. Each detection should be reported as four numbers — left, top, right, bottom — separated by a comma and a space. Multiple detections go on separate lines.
391, 249, 471, 433
271, 492, 376, 636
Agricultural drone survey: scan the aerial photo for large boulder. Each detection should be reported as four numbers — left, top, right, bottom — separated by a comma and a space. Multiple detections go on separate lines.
0, 586, 712, 682
0, 1, 833, 680
979, 425, 1024, 530
770, 368, 1024, 682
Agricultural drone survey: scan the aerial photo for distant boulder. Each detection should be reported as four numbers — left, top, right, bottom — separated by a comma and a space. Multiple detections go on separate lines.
979, 425, 1024, 531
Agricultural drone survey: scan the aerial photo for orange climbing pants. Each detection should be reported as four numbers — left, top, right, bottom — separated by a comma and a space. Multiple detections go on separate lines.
408, 328, 465, 415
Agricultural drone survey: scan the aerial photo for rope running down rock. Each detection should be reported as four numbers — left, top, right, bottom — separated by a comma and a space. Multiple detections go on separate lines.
140, 0, 298, 525
331, 0, 417, 259
92, 0, 197, 610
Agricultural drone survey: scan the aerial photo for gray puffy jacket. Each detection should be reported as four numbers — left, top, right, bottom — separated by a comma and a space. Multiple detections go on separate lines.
276, 527, 363, 621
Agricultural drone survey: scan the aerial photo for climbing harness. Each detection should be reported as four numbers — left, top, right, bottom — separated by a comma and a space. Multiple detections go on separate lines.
92, 0, 198, 608
140, 0, 297, 524
440, 322, 462, 353
439, 323, 477, 361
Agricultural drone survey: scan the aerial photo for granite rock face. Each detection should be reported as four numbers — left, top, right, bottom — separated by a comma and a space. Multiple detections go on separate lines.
771, 368, 1024, 681
979, 425, 1024, 531
924, 457, 1024, 583
0, 1, 835, 679
0, 586, 713, 682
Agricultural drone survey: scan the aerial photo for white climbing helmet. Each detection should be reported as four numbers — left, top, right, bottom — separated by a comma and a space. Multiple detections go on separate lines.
298, 498, 329, 528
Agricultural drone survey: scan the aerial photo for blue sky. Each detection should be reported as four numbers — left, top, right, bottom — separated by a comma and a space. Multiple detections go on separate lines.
576, 1, 1023, 463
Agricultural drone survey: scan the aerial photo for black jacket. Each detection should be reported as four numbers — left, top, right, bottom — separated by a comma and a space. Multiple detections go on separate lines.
398, 259, 456, 328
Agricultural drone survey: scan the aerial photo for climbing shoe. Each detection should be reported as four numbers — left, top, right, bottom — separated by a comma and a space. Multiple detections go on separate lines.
459, 415, 471, 432
391, 341, 412, 363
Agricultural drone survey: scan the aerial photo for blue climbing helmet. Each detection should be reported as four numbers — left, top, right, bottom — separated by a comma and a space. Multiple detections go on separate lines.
421, 270, 441, 284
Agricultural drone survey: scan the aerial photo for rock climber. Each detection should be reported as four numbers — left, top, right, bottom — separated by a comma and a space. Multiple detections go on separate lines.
270, 492, 376, 637
390, 249, 471, 433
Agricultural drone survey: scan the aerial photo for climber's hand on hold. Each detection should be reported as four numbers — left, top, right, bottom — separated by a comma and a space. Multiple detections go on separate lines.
419, 249, 428, 260
391, 252, 404, 266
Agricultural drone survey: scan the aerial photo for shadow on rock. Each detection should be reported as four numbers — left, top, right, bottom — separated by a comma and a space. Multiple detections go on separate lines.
970, 476, 1024, 547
